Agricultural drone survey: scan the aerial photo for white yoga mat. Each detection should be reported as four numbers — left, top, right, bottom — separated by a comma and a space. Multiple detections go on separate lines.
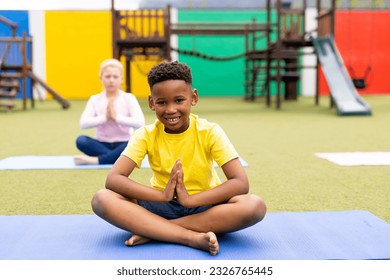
0, 155, 248, 170
315, 152, 390, 166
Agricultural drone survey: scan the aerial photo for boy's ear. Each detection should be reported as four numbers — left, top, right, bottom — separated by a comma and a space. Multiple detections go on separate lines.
148, 94, 155, 111
191, 89, 199, 106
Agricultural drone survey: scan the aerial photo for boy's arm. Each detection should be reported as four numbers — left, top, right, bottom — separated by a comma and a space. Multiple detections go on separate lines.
176, 157, 249, 208
105, 155, 176, 202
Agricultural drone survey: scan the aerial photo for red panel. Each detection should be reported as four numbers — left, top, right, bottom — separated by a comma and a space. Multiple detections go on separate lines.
319, 10, 390, 95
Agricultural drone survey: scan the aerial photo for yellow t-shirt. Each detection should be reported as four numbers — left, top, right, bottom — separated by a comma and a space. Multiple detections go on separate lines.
122, 114, 239, 195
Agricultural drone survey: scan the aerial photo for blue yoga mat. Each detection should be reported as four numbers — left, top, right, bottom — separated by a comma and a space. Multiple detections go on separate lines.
0, 155, 248, 170
1, 210, 389, 260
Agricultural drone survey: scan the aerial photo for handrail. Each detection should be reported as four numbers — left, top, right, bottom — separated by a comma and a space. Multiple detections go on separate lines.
0, 15, 18, 36
0, 36, 33, 69
0, 37, 33, 43
0, 16, 20, 70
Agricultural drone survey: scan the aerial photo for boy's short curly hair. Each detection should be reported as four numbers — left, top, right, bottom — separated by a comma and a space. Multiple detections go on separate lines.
147, 61, 192, 88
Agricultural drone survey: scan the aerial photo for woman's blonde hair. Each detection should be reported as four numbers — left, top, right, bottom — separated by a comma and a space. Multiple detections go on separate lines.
99, 58, 123, 77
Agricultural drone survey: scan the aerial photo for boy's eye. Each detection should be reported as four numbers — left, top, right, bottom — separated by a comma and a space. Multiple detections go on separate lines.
176, 99, 184, 103
156, 101, 166, 105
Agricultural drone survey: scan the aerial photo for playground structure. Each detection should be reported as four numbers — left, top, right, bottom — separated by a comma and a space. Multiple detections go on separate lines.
0, 1, 374, 115
110, 0, 371, 115
0, 16, 70, 111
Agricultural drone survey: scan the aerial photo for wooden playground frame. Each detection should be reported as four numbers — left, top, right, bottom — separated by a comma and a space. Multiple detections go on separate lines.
0, 16, 69, 111
0, 1, 336, 111
111, 0, 336, 109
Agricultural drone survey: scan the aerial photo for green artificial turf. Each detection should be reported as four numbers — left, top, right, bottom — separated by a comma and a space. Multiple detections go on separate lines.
1, 95, 389, 222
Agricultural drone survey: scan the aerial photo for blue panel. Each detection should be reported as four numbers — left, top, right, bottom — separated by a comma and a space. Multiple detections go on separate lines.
0, 11, 30, 36
0, 11, 32, 99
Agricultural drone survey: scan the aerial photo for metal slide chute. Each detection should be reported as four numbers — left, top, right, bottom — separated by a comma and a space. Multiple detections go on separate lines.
312, 36, 371, 116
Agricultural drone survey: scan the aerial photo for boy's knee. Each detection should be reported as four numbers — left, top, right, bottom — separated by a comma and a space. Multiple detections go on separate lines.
245, 194, 267, 223
91, 189, 110, 216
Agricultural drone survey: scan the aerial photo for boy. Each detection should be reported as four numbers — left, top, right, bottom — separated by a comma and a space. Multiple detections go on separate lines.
91, 61, 266, 255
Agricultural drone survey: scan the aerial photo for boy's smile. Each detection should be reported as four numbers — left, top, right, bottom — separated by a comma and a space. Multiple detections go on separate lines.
165, 116, 181, 124
149, 80, 198, 134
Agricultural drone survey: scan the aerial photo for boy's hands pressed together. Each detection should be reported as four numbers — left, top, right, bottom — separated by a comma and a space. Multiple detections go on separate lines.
162, 159, 181, 202
174, 159, 191, 207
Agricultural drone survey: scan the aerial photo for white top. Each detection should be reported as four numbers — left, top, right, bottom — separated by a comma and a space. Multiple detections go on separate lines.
79, 90, 145, 142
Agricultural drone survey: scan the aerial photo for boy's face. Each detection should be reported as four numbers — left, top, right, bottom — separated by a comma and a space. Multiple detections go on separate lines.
148, 79, 198, 134
100, 66, 123, 94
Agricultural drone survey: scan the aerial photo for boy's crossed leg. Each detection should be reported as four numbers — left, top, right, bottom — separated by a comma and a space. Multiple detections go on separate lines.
92, 189, 221, 255
92, 188, 265, 255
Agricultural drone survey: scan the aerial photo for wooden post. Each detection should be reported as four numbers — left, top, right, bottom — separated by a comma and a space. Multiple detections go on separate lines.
166, 5, 172, 61
329, 0, 336, 108
126, 58, 131, 92
266, 0, 271, 107
111, 0, 119, 58
315, 0, 321, 105
21, 32, 27, 110
276, 0, 282, 109
30, 33, 35, 108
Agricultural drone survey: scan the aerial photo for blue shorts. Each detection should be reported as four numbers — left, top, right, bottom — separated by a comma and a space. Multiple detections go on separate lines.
137, 199, 212, 220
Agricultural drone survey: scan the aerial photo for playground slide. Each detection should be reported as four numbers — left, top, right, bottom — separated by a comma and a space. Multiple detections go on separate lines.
312, 36, 372, 116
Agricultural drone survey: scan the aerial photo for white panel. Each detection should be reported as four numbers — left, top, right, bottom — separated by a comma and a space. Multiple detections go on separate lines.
301, 8, 318, 97
0, 0, 140, 10
28, 10, 46, 99
170, 7, 178, 61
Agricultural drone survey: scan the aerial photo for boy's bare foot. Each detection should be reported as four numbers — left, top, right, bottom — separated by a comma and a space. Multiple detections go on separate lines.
125, 234, 151, 246
125, 232, 219, 255
191, 232, 219, 256
74, 155, 99, 165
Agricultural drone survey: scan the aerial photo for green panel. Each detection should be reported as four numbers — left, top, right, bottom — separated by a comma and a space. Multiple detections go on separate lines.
177, 10, 270, 96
